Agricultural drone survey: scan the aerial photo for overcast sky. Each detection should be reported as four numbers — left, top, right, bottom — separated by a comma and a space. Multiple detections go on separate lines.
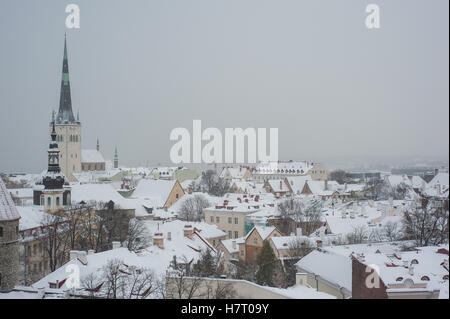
0, 0, 448, 173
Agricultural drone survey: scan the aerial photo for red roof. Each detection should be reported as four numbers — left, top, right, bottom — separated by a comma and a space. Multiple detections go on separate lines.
436, 248, 449, 255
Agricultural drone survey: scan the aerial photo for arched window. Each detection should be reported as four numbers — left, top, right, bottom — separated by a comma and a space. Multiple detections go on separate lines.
47, 197, 51, 206
421, 276, 430, 281
443, 275, 449, 280
411, 259, 419, 265
396, 277, 403, 282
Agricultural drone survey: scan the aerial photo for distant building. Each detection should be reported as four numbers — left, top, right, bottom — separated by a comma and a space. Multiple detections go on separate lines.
252, 161, 329, 181
81, 149, 106, 171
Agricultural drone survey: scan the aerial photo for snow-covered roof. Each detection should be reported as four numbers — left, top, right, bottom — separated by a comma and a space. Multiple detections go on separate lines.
220, 167, 249, 179
220, 237, 245, 254
270, 235, 313, 250
7, 188, 33, 198
0, 178, 21, 221
323, 202, 404, 237
81, 149, 105, 164
70, 183, 135, 210
356, 245, 449, 295
286, 176, 312, 194
296, 249, 352, 291
17, 206, 50, 231
245, 226, 277, 241
264, 284, 336, 299
428, 172, 449, 189
267, 179, 291, 193
386, 174, 412, 188
132, 179, 178, 207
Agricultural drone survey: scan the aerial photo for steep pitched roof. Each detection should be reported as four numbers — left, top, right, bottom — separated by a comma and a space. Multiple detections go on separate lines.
0, 178, 21, 221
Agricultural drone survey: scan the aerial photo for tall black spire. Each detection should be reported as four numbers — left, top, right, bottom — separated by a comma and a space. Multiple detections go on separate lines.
56, 34, 76, 124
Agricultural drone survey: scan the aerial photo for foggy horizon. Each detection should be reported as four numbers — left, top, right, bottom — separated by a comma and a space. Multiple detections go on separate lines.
0, 0, 448, 173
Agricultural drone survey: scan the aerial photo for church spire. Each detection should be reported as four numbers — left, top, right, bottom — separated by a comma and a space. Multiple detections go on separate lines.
56, 34, 76, 124
114, 146, 119, 169
43, 111, 65, 190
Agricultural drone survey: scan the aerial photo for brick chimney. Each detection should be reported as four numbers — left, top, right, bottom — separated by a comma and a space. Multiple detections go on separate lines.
184, 224, 193, 239
153, 233, 164, 249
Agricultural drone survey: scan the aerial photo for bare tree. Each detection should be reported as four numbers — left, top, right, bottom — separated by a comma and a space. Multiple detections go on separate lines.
81, 272, 102, 299
287, 237, 314, 258
201, 170, 230, 197
102, 258, 126, 299
330, 170, 347, 184
125, 218, 150, 252
402, 199, 449, 247
278, 199, 323, 236
383, 221, 402, 242
166, 256, 203, 299
178, 195, 211, 222
40, 213, 70, 272
346, 225, 368, 244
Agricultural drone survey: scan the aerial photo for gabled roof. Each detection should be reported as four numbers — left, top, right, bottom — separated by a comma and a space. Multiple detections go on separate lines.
0, 178, 21, 221
245, 225, 278, 242
81, 149, 105, 164
132, 179, 180, 208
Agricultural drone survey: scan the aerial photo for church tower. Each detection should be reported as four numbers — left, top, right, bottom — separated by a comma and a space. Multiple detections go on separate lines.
114, 146, 119, 169
54, 34, 81, 181
43, 112, 67, 214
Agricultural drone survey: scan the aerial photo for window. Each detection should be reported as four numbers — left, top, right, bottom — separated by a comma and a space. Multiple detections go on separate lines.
176, 194, 179, 199
47, 197, 51, 206
40, 194, 44, 205
254, 238, 258, 245
216, 217, 220, 223
56, 197, 60, 206
27, 246, 31, 257
228, 231, 232, 238
228, 217, 232, 224
0, 227, 3, 237
234, 231, 238, 238
240, 250, 244, 256
210, 216, 214, 223
33, 244, 37, 256
213, 240, 216, 246
234, 218, 238, 224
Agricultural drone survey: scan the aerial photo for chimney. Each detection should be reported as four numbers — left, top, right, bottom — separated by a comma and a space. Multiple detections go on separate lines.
153, 233, 164, 249
112, 241, 121, 249
77, 251, 87, 265
232, 241, 236, 250
408, 265, 414, 276
184, 224, 193, 239
316, 240, 323, 248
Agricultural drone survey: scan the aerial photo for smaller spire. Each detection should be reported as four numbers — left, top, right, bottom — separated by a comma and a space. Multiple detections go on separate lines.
77, 110, 79, 121
96, 138, 100, 151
